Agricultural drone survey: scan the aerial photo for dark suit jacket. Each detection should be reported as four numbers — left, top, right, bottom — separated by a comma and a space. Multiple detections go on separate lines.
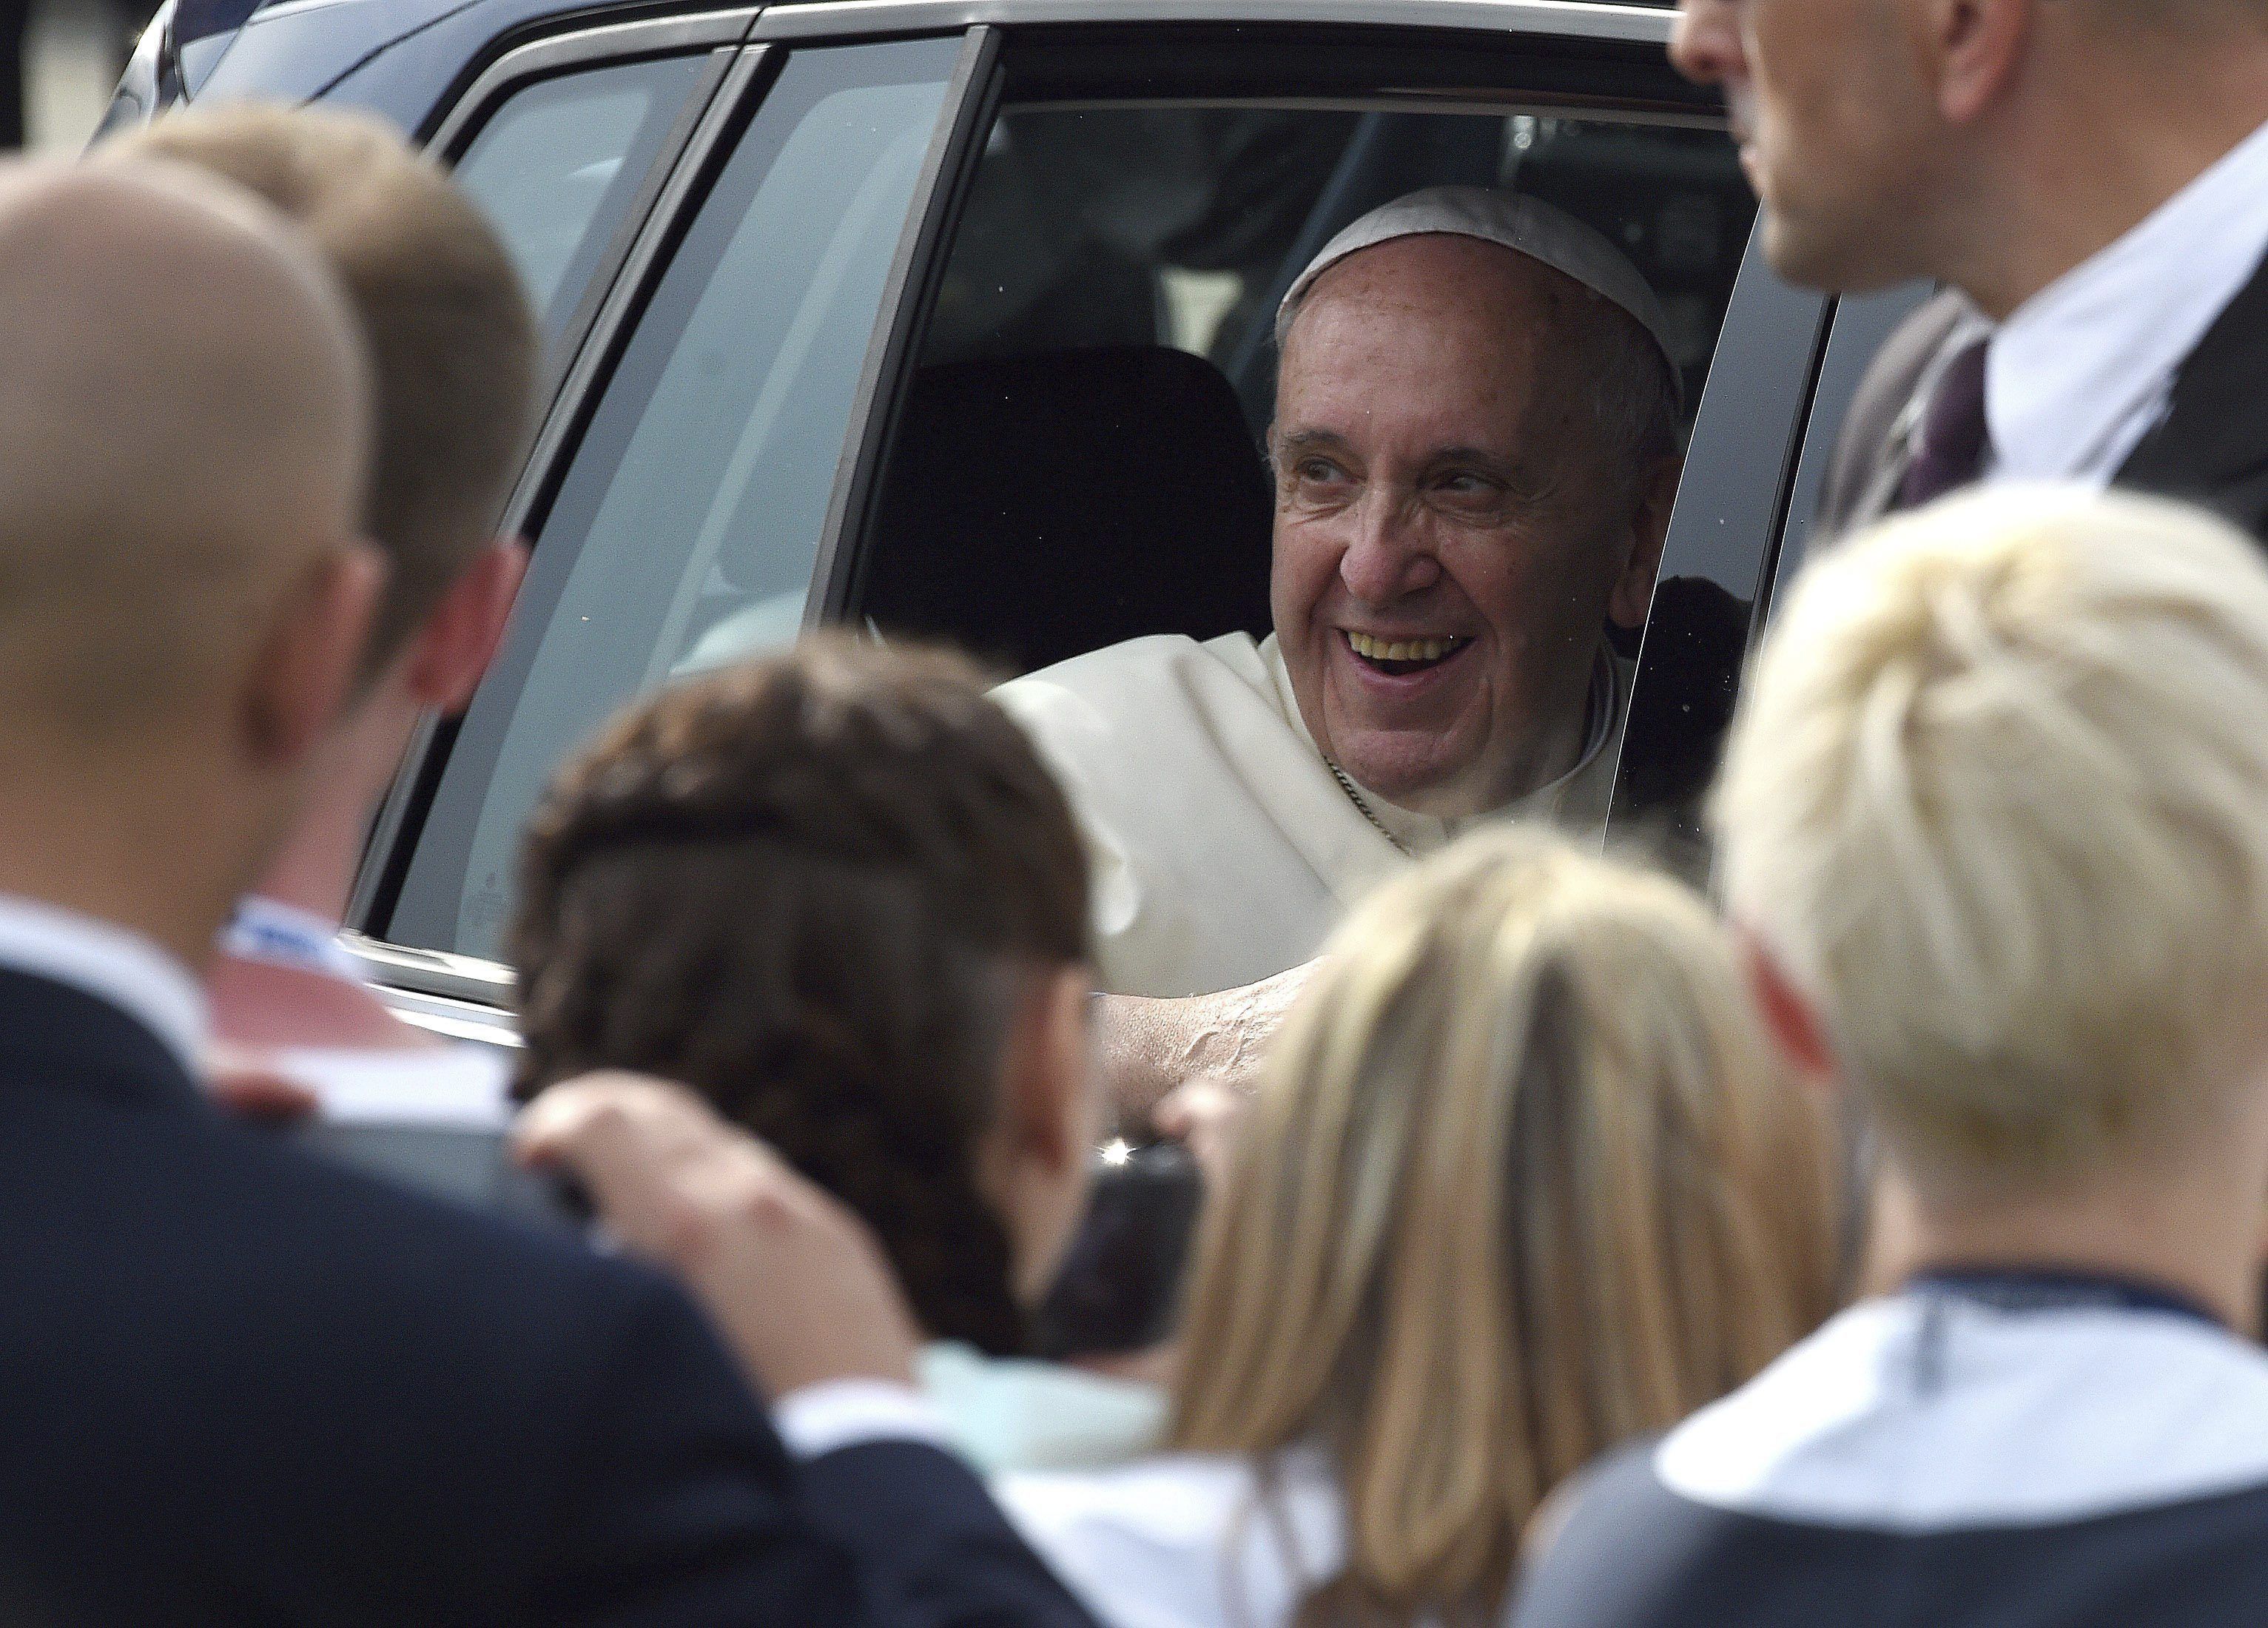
0, 966, 1094, 1627
1817, 249, 2268, 545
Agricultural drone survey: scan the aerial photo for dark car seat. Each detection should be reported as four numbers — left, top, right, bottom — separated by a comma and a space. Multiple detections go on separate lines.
859, 345, 1275, 677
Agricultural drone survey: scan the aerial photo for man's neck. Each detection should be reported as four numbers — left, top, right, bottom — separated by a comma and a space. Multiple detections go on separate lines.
0, 774, 250, 976
250, 794, 364, 926
215, 712, 437, 1052
248, 694, 420, 926
1866, 1159, 2264, 1335
1948, 50, 2268, 320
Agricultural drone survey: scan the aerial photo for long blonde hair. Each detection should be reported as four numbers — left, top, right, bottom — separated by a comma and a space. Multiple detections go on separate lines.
1168, 829, 1840, 1627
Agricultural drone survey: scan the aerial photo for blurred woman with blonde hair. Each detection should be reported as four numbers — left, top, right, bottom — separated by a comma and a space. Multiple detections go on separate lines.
1001, 828, 1840, 1628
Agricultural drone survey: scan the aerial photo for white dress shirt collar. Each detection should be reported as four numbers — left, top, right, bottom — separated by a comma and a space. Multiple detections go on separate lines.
1988, 115, 2268, 485
0, 893, 208, 1076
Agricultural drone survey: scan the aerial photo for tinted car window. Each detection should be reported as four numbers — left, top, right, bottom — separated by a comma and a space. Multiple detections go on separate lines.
389, 37, 962, 959
450, 53, 708, 349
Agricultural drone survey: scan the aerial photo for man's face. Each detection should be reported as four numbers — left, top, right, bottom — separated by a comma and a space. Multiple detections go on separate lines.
1269, 235, 1658, 819
1671, 0, 1946, 291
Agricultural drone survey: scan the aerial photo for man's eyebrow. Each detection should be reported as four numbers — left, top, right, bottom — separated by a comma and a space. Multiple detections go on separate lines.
1429, 444, 1560, 500
1273, 428, 1354, 457
1429, 445, 1521, 474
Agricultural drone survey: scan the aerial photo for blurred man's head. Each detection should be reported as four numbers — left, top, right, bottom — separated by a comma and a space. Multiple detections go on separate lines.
513, 638, 1100, 1354
101, 105, 537, 724
1713, 488, 2268, 1214
1268, 189, 1680, 819
0, 158, 378, 952
1671, 0, 2268, 307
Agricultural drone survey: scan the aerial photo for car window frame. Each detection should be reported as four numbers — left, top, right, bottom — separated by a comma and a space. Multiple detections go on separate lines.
426, 14, 753, 406
346, 0, 1828, 1020
346, 23, 986, 996
1598, 228, 1833, 862
345, 27, 778, 991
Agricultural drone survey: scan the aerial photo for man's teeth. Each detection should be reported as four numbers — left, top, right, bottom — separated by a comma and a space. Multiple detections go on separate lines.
1346, 632, 1467, 663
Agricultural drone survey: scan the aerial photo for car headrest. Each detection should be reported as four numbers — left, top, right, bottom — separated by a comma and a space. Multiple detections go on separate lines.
862, 345, 1275, 676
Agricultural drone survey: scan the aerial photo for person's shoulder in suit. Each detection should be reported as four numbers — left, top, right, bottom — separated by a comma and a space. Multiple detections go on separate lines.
0, 1084, 861, 1626
1814, 289, 1969, 545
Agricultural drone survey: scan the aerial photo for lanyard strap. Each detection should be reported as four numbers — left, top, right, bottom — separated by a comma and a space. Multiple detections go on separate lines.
1909, 1266, 2224, 1331
221, 898, 366, 986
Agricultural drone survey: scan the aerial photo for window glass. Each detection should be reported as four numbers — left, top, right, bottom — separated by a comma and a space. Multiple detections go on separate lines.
389, 37, 962, 958
451, 53, 707, 349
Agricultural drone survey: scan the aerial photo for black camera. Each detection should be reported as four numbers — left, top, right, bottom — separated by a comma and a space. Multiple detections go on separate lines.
1032, 1140, 1205, 1359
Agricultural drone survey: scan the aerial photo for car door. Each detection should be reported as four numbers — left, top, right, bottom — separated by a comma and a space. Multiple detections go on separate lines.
346, 0, 1833, 1028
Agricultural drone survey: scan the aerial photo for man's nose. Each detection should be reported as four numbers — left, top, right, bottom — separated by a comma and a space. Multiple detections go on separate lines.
1669, 0, 1743, 87
1337, 500, 1442, 605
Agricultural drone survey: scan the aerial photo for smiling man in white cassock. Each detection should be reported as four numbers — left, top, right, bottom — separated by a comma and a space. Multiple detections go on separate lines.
995, 186, 1683, 1015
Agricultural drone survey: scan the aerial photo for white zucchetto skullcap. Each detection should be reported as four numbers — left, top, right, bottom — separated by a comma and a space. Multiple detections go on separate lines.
1276, 184, 1679, 391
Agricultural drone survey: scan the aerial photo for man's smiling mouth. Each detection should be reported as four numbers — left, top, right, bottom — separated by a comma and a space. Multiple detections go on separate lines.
1344, 630, 1473, 676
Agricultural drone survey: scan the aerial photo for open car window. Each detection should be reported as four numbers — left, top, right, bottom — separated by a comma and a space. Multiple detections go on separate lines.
855, 103, 1752, 680
376, 28, 1766, 968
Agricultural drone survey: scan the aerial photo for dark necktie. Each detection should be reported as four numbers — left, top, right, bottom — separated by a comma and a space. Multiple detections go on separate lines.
1897, 337, 1992, 510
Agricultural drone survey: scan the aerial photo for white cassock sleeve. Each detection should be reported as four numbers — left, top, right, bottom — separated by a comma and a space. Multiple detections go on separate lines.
992, 633, 1406, 998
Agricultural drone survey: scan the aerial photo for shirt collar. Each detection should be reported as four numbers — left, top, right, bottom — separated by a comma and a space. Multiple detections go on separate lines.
0, 894, 208, 1076
1908, 1266, 2224, 1332
1988, 115, 2268, 482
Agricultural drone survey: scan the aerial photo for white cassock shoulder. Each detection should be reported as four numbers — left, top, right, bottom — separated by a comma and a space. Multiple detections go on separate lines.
992, 632, 1405, 998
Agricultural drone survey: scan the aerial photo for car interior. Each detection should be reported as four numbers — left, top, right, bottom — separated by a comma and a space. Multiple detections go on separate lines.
377, 37, 1757, 963
853, 101, 1752, 677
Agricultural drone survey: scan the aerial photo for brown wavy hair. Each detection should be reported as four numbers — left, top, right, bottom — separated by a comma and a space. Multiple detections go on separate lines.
511, 636, 1090, 1355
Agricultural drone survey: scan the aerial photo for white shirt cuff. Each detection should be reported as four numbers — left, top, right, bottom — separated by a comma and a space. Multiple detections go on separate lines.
772, 1378, 955, 1461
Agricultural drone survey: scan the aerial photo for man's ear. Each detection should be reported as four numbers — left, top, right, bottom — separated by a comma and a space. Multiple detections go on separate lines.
1740, 928, 1841, 1091
1918, 0, 2032, 127
1003, 966, 1100, 1178
1608, 454, 1680, 630
241, 539, 386, 770
403, 537, 529, 716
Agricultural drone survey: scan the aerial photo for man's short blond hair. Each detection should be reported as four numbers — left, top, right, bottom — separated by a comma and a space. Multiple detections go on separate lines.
1713, 487, 2268, 1191
103, 104, 536, 670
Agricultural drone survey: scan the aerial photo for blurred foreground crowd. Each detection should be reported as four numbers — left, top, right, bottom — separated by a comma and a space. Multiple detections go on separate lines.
8, 1, 2268, 1625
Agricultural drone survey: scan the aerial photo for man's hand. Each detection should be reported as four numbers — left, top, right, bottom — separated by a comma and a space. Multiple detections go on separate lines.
1094, 961, 1312, 1134
204, 1046, 320, 1123
1151, 1078, 1248, 1189
515, 1072, 923, 1398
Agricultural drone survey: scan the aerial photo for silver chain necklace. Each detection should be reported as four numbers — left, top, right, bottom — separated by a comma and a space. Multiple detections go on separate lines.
1325, 759, 1411, 857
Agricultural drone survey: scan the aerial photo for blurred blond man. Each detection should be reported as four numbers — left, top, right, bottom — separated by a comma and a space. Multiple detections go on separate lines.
101, 104, 534, 1124
1515, 487, 2268, 1628
0, 132, 1098, 1628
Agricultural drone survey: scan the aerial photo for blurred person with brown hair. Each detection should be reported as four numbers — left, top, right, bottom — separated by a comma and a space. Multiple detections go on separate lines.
0, 141, 1097, 1628
1515, 488, 2268, 1628
513, 636, 1168, 1473
996, 828, 1841, 1628
98, 103, 532, 1122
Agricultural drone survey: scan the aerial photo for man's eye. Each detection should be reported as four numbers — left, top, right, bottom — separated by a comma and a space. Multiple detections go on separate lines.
1436, 472, 1502, 500
1294, 458, 1346, 484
